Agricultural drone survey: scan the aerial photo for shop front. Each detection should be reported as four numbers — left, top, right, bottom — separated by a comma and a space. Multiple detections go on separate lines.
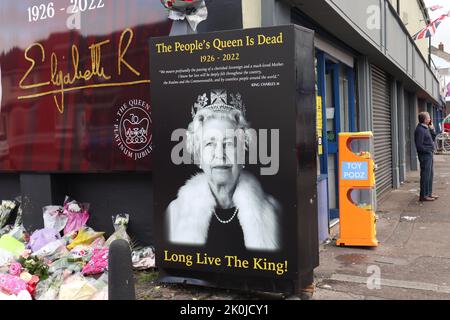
316, 50, 357, 228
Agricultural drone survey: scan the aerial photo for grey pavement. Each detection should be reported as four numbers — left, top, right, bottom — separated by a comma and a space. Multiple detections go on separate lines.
136, 155, 450, 300
314, 154, 450, 300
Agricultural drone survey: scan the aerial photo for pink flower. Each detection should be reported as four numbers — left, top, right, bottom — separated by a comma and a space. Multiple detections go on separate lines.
9, 262, 23, 277
20, 249, 31, 259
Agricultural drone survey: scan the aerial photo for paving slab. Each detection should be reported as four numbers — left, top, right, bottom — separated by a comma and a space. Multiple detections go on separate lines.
315, 155, 450, 300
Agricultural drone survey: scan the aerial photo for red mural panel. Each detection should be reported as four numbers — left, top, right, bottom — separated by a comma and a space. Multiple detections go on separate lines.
0, 0, 172, 172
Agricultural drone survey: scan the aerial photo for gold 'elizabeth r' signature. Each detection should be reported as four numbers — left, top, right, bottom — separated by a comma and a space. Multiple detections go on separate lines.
18, 28, 149, 114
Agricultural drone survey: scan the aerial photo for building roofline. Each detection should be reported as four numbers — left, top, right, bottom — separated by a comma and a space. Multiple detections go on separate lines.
431, 46, 450, 62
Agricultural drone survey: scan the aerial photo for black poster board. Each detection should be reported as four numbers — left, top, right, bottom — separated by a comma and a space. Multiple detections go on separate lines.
150, 25, 318, 294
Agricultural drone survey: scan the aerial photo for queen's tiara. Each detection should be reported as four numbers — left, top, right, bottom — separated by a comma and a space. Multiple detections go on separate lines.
191, 89, 246, 119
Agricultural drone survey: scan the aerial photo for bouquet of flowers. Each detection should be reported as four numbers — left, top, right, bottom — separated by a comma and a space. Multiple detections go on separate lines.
17, 255, 49, 281
35, 271, 65, 300
0, 274, 28, 296
81, 248, 108, 275
7, 198, 29, 243
114, 214, 129, 227
58, 273, 98, 300
13, 197, 23, 227
0, 225, 13, 238
161, 0, 208, 31
43, 206, 68, 233
66, 227, 105, 251
28, 228, 61, 253
8, 225, 30, 244
132, 246, 155, 270
105, 214, 131, 246
67, 244, 95, 264
63, 197, 90, 235
48, 257, 84, 275
0, 200, 17, 229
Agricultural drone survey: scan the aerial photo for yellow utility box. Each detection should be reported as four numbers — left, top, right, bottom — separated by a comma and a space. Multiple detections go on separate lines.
336, 132, 379, 247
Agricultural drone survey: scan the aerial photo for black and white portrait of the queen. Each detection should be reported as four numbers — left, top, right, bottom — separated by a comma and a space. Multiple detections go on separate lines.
166, 89, 281, 252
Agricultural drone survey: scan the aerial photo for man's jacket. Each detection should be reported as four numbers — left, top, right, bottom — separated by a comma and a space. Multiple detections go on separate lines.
414, 124, 435, 155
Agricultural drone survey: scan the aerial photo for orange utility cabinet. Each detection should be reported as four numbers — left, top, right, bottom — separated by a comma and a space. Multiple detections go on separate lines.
336, 132, 379, 247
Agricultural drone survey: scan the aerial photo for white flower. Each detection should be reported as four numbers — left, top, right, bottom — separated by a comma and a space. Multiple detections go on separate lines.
115, 214, 129, 226
116, 218, 126, 225
68, 203, 82, 212
1, 200, 15, 210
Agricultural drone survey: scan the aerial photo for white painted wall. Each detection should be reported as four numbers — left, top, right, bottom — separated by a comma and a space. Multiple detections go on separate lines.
395, 0, 429, 59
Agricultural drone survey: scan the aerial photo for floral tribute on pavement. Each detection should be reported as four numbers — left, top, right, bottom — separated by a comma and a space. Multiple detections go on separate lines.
0, 196, 155, 300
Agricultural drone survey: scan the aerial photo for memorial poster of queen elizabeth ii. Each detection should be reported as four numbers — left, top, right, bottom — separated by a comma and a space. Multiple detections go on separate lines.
150, 25, 316, 284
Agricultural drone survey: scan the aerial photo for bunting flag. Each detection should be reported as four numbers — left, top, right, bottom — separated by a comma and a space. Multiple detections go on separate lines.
413, 13, 450, 40
429, 5, 444, 11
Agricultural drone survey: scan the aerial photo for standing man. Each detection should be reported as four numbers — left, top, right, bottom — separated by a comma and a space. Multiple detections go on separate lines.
414, 112, 439, 202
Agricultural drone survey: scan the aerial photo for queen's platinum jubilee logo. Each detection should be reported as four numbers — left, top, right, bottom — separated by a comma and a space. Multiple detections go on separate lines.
114, 99, 153, 160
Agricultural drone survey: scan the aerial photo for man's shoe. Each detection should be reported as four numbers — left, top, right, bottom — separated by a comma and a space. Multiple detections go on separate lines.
420, 196, 435, 202
431, 195, 439, 199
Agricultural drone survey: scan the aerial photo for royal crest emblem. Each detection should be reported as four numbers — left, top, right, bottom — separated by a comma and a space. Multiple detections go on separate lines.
114, 99, 153, 161
123, 114, 150, 145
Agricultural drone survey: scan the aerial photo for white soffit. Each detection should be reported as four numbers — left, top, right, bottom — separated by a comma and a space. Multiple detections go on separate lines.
315, 34, 355, 68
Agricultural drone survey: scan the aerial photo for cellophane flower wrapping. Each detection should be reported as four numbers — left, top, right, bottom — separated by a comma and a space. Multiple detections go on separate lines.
0, 248, 14, 269
35, 271, 65, 300
161, 0, 208, 31
105, 214, 131, 246
82, 248, 108, 275
32, 239, 68, 261
0, 235, 25, 258
87, 272, 108, 300
13, 197, 23, 227
0, 273, 28, 295
66, 227, 105, 251
48, 257, 84, 275
7, 200, 29, 243
43, 206, 68, 233
132, 247, 156, 270
0, 225, 13, 238
0, 201, 17, 229
28, 228, 61, 253
67, 244, 95, 264
8, 225, 29, 243
58, 273, 98, 300
0, 289, 31, 300
63, 197, 90, 235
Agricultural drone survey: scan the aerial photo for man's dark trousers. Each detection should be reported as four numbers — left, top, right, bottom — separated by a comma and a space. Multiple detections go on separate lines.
418, 152, 433, 198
